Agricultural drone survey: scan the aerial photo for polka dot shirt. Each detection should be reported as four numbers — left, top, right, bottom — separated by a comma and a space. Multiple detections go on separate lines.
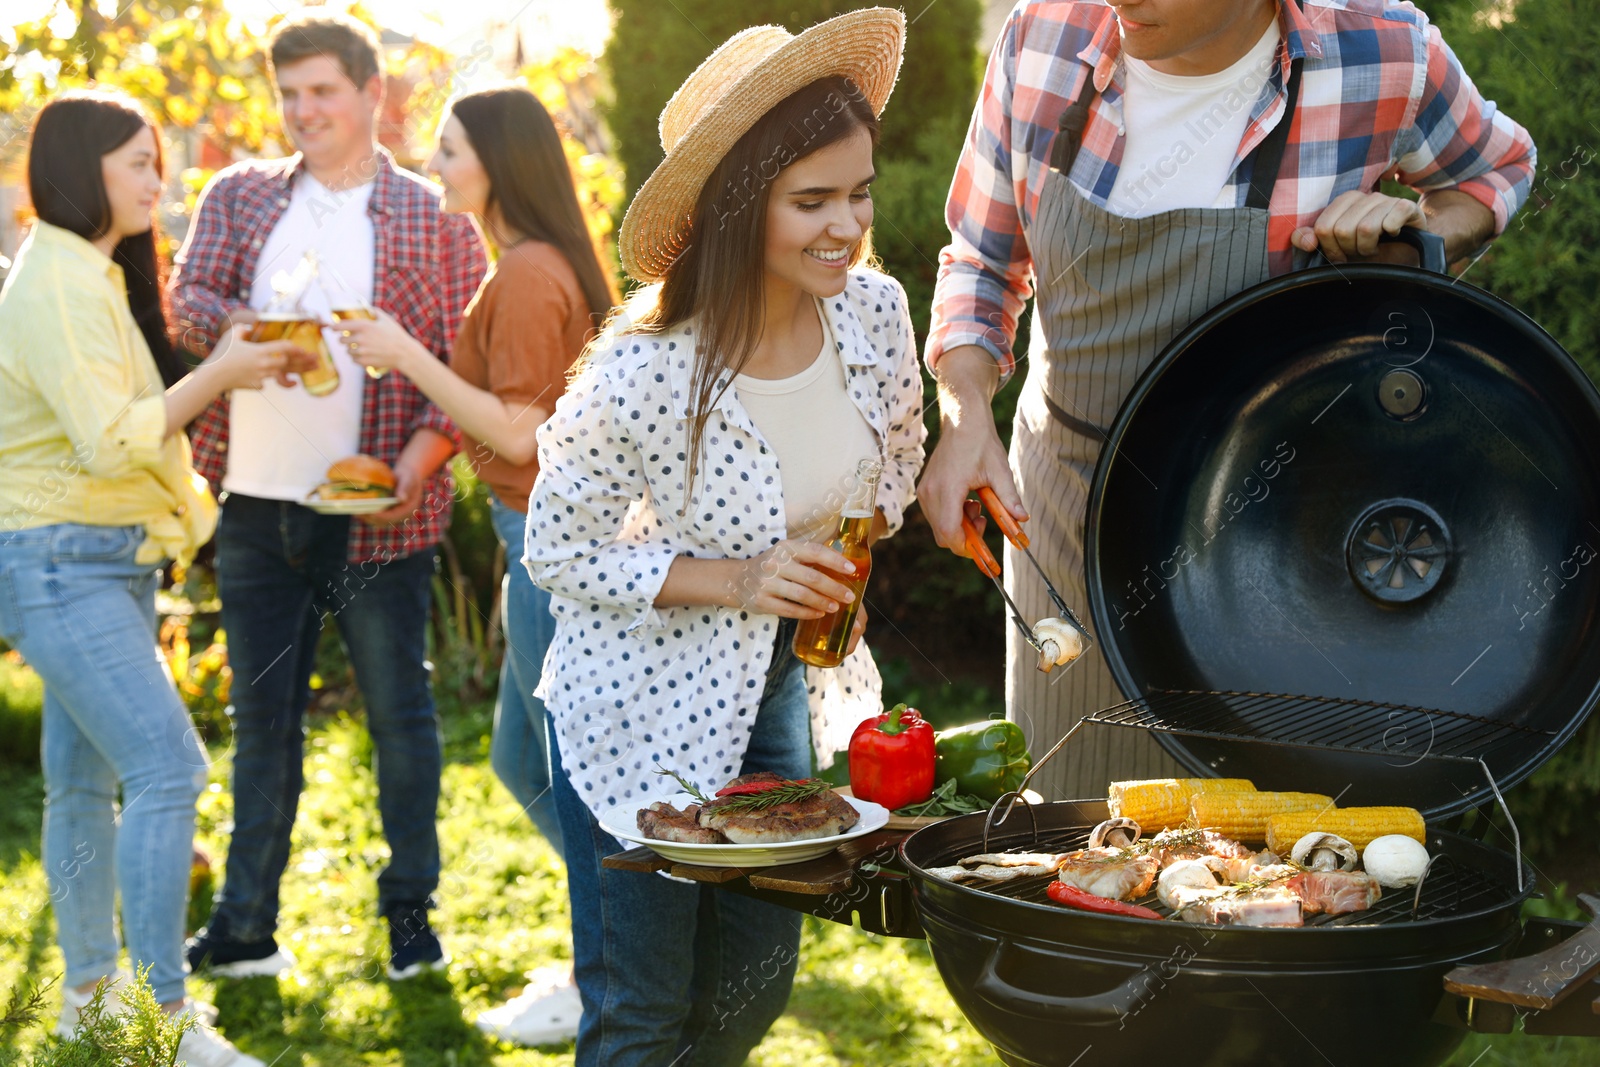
524, 270, 926, 820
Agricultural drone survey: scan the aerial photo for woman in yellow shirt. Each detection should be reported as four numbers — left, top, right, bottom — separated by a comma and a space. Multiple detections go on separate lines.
0, 90, 309, 1065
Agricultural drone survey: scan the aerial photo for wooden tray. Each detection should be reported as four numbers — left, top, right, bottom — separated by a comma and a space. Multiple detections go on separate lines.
836, 785, 1045, 830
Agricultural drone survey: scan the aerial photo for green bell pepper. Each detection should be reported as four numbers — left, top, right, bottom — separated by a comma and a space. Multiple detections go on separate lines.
933, 719, 1032, 801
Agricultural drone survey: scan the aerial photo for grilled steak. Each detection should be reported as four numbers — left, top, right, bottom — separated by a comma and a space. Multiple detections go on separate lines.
697, 773, 860, 844
1287, 870, 1382, 916
638, 801, 729, 844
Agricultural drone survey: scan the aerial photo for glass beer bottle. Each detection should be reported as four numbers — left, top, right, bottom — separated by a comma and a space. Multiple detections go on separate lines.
793, 458, 883, 668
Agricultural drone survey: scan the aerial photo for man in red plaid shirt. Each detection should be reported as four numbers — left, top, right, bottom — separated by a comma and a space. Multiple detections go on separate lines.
918, 0, 1535, 798
169, 9, 485, 983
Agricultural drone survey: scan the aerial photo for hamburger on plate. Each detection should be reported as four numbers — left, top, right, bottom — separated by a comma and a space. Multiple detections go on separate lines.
312, 455, 395, 501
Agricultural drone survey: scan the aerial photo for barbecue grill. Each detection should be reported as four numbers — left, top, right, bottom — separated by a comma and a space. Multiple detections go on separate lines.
606, 236, 1600, 1064
895, 236, 1600, 1065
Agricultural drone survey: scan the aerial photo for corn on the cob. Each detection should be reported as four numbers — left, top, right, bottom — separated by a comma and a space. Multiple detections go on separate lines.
1265, 807, 1427, 853
1187, 791, 1335, 843
1108, 778, 1256, 831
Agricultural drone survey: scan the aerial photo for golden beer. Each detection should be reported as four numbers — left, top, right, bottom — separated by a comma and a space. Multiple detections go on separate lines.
332, 305, 385, 380
250, 313, 339, 396
792, 510, 874, 668
792, 459, 884, 669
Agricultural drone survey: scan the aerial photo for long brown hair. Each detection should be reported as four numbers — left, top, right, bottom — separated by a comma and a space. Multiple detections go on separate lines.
448, 86, 617, 324
615, 75, 878, 506
27, 90, 186, 388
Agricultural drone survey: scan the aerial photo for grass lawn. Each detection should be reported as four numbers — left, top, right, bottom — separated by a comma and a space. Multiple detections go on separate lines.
0, 668, 1594, 1064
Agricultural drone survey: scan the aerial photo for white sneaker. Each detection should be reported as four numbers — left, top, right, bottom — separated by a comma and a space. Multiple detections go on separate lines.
55, 972, 131, 1038
174, 1018, 264, 1067
474, 970, 582, 1046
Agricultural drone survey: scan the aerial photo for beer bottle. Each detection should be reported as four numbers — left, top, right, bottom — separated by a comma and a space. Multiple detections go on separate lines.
793, 458, 883, 668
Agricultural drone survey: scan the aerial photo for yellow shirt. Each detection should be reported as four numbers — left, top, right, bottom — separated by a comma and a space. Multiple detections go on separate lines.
0, 222, 217, 565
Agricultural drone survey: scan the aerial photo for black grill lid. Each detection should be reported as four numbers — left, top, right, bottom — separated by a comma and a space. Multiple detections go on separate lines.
1084, 262, 1600, 820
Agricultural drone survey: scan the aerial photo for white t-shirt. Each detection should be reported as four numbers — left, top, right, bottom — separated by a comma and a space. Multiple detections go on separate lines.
1103, 20, 1283, 218
735, 303, 879, 542
223, 174, 374, 500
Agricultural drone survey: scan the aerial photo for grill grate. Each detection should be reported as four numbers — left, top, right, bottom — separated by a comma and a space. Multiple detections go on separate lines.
946, 825, 1513, 926
1084, 689, 1556, 764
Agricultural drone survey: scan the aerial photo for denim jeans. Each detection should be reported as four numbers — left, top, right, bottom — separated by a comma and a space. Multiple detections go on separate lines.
0, 524, 208, 1005
486, 497, 561, 852
551, 620, 808, 1067
210, 494, 441, 939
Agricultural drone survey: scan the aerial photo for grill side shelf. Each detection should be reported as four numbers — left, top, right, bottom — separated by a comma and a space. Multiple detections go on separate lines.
1446, 893, 1600, 1011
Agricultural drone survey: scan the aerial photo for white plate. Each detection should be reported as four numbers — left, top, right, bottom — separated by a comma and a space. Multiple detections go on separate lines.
300, 495, 399, 516
601, 791, 890, 868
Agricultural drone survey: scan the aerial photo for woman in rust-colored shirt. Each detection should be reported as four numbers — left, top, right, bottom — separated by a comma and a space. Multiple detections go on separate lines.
340, 85, 614, 1046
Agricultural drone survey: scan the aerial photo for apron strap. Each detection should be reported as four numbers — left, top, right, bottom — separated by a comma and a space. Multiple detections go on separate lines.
1048, 68, 1098, 176
1242, 57, 1303, 211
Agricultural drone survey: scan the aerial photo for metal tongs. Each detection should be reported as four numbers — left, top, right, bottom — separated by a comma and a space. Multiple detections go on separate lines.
959, 486, 1094, 668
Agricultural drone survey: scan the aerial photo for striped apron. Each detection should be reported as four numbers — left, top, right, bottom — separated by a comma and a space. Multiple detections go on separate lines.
1006, 62, 1301, 800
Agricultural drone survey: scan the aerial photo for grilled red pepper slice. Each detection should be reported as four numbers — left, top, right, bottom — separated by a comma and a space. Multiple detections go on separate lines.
1046, 881, 1162, 921
848, 703, 937, 811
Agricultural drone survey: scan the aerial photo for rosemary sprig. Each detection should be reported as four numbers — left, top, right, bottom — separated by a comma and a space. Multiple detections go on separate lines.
654, 765, 710, 804
708, 779, 831, 814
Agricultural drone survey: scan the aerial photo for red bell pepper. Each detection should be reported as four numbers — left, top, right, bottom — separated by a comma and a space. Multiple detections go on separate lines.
1046, 881, 1163, 921
848, 703, 936, 811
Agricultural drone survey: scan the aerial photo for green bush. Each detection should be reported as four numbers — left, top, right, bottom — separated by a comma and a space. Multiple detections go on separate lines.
0, 652, 42, 767
1421, 0, 1600, 380
0, 971, 193, 1067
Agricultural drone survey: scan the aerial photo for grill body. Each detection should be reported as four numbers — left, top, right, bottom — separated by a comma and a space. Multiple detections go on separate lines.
901, 801, 1529, 1067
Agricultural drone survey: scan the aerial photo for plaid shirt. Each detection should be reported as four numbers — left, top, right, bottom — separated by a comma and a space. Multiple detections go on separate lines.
170, 152, 487, 563
928, 0, 1537, 379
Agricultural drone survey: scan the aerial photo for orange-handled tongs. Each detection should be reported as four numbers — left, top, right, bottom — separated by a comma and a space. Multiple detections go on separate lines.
960, 486, 1094, 666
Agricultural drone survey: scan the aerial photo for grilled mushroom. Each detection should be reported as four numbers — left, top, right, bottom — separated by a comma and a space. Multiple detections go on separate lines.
1034, 617, 1085, 672
1288, 832, 1358, 872
1361, 835, 1431, 888
1088, 817, 1142, 849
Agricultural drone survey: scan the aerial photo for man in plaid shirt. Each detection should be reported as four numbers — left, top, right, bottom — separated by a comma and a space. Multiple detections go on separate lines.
918, 0, 1535, 797
169, 10, 485, 982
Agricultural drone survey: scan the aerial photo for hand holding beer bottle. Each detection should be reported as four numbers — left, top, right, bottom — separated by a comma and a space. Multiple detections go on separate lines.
793, 458, 883, 668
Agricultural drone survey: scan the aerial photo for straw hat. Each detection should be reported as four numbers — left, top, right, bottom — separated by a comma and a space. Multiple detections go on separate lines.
618, 7, 905, 282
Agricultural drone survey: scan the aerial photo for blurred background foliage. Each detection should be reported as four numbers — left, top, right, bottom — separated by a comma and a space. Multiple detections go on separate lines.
0, 0, 1598, 872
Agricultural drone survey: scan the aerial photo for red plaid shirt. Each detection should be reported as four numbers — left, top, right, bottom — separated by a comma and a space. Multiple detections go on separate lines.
929, 0, 1537, 379
170, 152, 487, 563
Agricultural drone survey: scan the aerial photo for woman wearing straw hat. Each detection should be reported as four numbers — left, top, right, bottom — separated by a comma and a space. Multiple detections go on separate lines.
523, 8, 921, 1064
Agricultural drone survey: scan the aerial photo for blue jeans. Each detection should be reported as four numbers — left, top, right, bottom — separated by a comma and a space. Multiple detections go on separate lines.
210, 494, 441, 939
0, 524, 208, 1005
487, 497, 561, 852
551, 621, 808, 1067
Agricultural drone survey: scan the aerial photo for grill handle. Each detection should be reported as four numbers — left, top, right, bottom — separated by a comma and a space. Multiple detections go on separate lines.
974, 936, 1153, 1023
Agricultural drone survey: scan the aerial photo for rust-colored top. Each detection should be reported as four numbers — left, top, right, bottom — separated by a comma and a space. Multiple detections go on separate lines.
453, 240, 592, 512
